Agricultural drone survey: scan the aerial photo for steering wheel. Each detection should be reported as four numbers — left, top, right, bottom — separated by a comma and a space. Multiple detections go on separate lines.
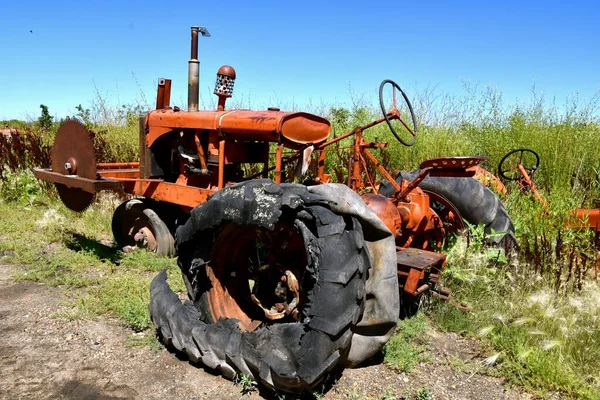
378, 79, 418, 146
498, 148, 540, 181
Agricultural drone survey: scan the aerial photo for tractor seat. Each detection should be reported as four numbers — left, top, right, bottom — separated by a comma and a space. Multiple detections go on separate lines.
419, 156, 488, 177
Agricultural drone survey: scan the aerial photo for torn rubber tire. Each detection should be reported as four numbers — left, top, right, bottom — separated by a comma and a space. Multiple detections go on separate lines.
380, 170, 517, 247
149, 180, 370, 392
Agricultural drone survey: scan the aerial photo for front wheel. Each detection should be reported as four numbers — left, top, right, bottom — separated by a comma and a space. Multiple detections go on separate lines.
111, 199, 175, 256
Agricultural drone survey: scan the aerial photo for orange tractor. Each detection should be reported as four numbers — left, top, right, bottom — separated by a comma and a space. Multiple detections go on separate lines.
498, 148, 600, 258
33, 26, 515, 392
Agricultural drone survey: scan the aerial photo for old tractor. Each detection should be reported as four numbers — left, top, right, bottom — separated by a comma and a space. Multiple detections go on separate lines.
498, 148, 599, 262
33, 26, 515, 393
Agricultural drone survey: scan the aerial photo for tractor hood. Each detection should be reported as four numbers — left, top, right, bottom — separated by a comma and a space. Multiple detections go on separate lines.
146, 109, 331, 148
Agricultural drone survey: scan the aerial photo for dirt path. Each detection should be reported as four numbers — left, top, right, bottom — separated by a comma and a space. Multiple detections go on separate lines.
0, 263, 529, 400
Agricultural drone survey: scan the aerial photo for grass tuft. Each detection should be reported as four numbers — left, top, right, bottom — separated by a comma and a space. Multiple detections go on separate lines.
433, 237, 600, 399
383, 313, 430, 372
82, 273, 153, 331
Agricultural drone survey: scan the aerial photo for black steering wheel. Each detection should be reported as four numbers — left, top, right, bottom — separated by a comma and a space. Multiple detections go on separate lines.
498, 148, 540, 181
379, 79, 418, 146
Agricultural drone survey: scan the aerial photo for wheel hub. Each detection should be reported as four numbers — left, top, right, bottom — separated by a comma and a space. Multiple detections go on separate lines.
130, 225, 157, 251
250, 269, 301, 321
206, 222, 308, 331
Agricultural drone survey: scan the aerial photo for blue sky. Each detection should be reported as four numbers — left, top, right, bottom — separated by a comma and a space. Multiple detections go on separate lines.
1, 0, 598, 121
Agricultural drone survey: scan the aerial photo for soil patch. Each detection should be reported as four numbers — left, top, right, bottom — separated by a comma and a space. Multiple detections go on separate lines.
0, 264, 529, 399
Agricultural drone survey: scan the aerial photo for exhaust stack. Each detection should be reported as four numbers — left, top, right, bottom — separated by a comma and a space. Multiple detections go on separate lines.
188, 26, 210, 112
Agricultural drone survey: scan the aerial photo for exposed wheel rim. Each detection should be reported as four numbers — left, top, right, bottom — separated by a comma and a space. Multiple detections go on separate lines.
112, 199, 175, 256
206, 222, 308, 330
130, 223, 158, 251
121, 209, 158, 250
424, 189, 465, 246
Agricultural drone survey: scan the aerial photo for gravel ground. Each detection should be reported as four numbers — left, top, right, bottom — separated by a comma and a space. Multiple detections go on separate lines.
0, 263, 532, 400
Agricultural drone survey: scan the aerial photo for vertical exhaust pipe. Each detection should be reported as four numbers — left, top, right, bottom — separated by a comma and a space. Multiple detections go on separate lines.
187, 27, 199, 112
187, 26, 210, 112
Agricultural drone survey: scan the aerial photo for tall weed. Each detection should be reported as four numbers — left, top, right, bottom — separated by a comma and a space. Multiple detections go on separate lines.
434, 238, 600, 398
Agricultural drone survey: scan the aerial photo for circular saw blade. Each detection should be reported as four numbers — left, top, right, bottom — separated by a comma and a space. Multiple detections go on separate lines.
51, 119, 97, 212
56, 186, 96, 212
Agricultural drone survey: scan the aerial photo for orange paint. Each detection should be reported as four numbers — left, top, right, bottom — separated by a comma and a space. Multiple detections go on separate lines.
145, 109, 330, 148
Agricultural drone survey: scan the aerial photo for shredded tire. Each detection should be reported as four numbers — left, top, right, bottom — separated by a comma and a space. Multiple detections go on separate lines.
149, 180, 370, 392
381, 170, 517, 247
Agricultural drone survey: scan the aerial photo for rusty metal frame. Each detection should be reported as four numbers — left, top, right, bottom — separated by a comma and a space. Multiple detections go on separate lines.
98, 168, 139, 179
33, 167, 215, 210
275, 144, 284, 183
33, 26, 487, 315
396, 247, 446, 295
516, 164, 549, 208
33, 169, 121, 193
500, 150, 600, 232
315, 114, 485, 198
570, 208, 600, 231
97, 162, 140, 169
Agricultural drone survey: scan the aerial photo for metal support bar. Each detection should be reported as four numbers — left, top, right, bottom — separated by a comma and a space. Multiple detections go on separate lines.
218, 139, 225, 188
318, 148, 326, 177
316, 115, 388, 150
33, 169, 121, 193
97, 162, 140, 169
98, 168, 139, 179
194, 131, 209, 171
363, 148, 402, 193
398, 168, 430, 200
156, 78, 172, 110
351, 130, 363, 190
517, 164, 549, 208
121, 180, 213, 209
275, 144, 283, 183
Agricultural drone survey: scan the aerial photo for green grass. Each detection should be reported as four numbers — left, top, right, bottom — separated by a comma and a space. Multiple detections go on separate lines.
431, 238, 600, 399
383, 313, 430, 372
412, 387, 432, 400
0, 192, 183, 335
234, 374, 258, 396
81, 273, 155, 331
127, 331, 163, 353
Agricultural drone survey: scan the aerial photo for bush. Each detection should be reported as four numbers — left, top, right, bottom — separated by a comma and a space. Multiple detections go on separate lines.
0, 169, 47, 204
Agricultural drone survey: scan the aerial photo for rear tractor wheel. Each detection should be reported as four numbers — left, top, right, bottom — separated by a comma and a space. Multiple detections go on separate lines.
380, 171, 517, 248
379, 172, 516, 318
149, 180, 372, 392
423, 189, 466, 248
111, 199, 175, 256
